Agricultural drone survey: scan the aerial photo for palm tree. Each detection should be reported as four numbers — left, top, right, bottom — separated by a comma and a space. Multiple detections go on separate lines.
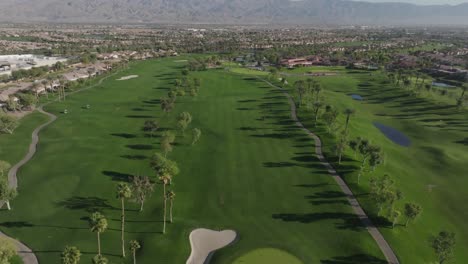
167, 191, 176, 223
89, 212, 108, 256
335, 136, 347, 164
129, 240, 141, 264
343, 108, 355, 133
0, 178, 17, 210
159, 175, 171, 234
61, 246, 81, 264
116, 183, 132, 257
92, 255, 108, 264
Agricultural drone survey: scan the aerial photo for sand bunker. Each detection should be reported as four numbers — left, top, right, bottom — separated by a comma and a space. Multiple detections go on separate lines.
373, 122, 411, 147
174, 60, 188, 63
186, 228, 237, 264
117, 75, 139, 81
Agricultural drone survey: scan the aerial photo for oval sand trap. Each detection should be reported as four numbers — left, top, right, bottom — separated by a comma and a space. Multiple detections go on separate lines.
186, 228, 237, 264
373, 122, 411, 147
116, 75, 139, 81
233, 248, 303, 264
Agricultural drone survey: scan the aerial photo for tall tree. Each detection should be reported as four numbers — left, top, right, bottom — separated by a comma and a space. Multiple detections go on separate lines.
116, 183, 132, 257
177, 112, 193, 136
370, 174, 402, 216
312, 101, 323, 127
343, 108, 355, 133
404, 202, 422, 227
322, 105, 339, 134
160, 131, 176, 157
167, 190, 176, 223
349, 137, 362, 158
0, 160, 11, 177
0, 114, 19, 135
92, 255, 108, 264
432, 231, 456, 264
142, 120, 159, 138
129, 240, 141, 264
61, 246, 81, 264
0, 237, 17, 263
391, 210, 401, 229
294, 80, 306, 107
0, 178, 17, 210
131, 175, 155, 212
335, 133, 348, 165
150, 153, 180, 184
89, 212, 108, 256
159, 175, 171, 234
191, 128, 202, 145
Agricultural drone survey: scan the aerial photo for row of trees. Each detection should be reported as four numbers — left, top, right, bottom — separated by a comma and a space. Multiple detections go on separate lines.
388, 69, 468, 109
269, 71, 456, 263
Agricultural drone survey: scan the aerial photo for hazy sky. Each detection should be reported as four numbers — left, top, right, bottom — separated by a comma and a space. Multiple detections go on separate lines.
350, 0, 467, 5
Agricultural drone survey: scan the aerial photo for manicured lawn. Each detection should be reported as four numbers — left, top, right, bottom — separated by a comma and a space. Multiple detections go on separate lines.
232, 248, 303, 264
228, 67, 268, 76
282, 66, 347, 73
261, 68, 468, 263
0, 57, 384, 263
0, 112, 49, 166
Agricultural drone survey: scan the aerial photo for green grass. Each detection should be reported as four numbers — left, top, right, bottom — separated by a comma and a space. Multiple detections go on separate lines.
0, 57, 384, 263
264, 69, 468, 263
0, 112, 49, 166
281, 66, 347, 74
228, 67, 268, 76
232, 248, 303, 264
10, 255, 24, 264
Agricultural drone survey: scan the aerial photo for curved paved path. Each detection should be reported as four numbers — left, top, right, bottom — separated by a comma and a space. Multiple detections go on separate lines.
261, 79, 400, 264
0, 71, 119, 264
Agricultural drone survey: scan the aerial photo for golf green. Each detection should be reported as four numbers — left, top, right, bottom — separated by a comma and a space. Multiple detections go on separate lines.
232, 248, 303, 264
0, 58, 384, 263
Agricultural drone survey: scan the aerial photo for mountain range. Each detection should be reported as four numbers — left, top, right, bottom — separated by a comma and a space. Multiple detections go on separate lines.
0, 0, 467, 25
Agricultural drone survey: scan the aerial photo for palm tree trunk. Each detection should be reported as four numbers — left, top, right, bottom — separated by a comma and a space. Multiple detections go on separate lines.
121, 198, 126, 257
133, 251, 136, 264
163, 197, 167, 234
6, 200, 11, 210
345, 116, 350, 132
97, 232, 101, 256
163, 184, 166, 234
140, 200, 144, 212
170, 200, 173, 223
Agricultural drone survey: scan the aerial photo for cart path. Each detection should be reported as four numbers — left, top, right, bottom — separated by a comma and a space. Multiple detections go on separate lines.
0, 71, 119, 264
261, 78, 400, 264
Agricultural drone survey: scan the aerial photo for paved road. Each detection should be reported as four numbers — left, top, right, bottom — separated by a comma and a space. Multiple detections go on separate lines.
261, 79, 400, 264
0, 71, 118, 264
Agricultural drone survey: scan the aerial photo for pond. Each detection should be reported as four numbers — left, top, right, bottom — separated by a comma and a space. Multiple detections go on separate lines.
373, 122, 411, 147
351, 94, 363, 101
432, 82, 455, 88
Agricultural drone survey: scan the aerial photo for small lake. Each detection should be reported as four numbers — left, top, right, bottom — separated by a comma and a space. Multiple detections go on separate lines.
351, 94, 363, 101
432, 82, 455, 88
373, 122, 411, 147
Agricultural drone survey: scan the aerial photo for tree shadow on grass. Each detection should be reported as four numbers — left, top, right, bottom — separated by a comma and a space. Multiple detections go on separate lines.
126, 144, 153, 150
321, 254, 386, 264
0, 221, 34, 228
263, 161, 296, 168
102, 170, 132, 182
120, 154, 147, 160
56, 196, 116, 212
111, 133, 137, 139
272, 212, 364, 231
126, 115, 155, 119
